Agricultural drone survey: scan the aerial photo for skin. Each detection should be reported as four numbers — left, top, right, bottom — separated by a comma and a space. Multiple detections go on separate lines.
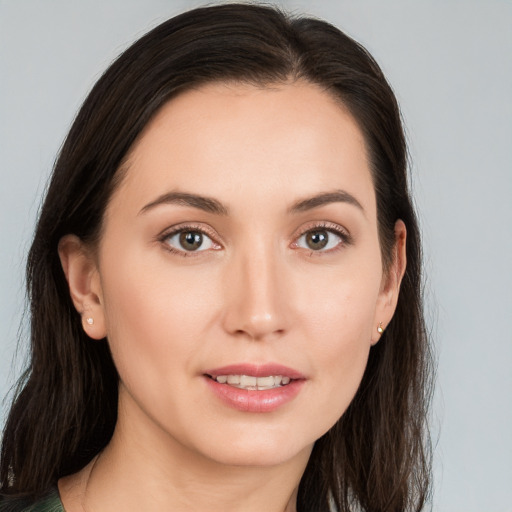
58, 81, 406, 512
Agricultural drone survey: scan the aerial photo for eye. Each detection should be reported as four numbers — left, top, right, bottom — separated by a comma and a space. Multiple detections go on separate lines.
295, 228, 345, 252
164, 229, 217, 253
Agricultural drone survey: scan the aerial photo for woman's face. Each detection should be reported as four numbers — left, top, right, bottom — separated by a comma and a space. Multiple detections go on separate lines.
67, 82, 404, 468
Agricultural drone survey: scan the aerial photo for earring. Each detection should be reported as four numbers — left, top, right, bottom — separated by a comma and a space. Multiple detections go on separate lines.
377, 322, 384, 334
86, 317, 94, 325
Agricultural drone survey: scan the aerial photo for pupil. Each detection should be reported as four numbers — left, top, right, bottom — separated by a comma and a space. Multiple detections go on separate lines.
306, 230, 328, 250
179, 231, 202, 251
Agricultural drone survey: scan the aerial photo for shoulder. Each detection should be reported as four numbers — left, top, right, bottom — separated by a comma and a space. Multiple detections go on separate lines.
0, 488, 64, 512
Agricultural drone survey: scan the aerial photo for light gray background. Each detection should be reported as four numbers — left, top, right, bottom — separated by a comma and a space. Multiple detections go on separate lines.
1, 1, 511, 510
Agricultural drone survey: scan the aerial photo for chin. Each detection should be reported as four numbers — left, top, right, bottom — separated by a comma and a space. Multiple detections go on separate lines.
182, 422, 318, 469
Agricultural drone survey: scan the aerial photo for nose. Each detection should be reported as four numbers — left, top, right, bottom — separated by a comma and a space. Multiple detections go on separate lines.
222, 243, 290, 341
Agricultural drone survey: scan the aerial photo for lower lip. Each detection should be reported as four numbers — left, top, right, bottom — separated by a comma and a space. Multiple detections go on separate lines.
204, 377, 305, 413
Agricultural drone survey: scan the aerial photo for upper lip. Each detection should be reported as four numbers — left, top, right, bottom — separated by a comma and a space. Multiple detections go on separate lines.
204, 363, 305, 380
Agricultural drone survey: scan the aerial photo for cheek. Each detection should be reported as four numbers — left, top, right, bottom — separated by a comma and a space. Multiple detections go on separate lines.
99, 251, 220, 387
300, 259, 381, 346
298, 270, 380, 423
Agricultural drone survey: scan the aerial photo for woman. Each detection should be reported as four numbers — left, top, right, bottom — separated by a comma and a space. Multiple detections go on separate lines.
0, 4, 432, 511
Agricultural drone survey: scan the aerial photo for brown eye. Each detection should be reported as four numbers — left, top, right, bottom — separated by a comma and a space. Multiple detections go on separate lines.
179, 231, 203, 251
305, 230, 329, 250
296, 228, 345, 252
164, 229, 216, 253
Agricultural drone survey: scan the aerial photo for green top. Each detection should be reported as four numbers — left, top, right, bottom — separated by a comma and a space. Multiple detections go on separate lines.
0, 488, 64, 512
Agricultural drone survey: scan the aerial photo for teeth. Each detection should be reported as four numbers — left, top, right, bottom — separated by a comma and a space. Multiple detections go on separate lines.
214, 374, 292, 390
227, 375, 240, 385
256, 376, 275, 387
240, 375, 257, 387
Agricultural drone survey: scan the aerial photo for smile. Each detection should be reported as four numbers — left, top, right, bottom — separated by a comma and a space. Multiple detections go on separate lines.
203, 364, 305, 412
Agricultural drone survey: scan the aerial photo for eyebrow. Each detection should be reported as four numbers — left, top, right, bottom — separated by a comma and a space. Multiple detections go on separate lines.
139, 191, 229, 216
139, 189, 363, 217
288, 190, 364, 214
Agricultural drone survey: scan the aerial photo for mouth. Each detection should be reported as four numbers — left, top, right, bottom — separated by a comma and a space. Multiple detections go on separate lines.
202, 364, 305, 412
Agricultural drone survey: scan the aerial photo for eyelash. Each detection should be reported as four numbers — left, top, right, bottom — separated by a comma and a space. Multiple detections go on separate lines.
158, 222, 352, 257
159, 223, 221, 257
292, 222, 352, 255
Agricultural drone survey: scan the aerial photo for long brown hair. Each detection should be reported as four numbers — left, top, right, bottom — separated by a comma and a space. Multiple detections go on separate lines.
0, 4, 433, 511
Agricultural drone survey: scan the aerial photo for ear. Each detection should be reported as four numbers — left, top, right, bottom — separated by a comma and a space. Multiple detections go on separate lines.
58, 234, 107, 340
371, 219, 407, 344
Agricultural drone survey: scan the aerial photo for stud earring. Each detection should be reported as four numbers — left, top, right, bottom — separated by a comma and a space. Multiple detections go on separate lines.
86, 317, 94, 325
377, 322, 384, 334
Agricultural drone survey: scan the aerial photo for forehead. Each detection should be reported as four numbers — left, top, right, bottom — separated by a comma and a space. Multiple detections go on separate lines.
111, 81, 375, 216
